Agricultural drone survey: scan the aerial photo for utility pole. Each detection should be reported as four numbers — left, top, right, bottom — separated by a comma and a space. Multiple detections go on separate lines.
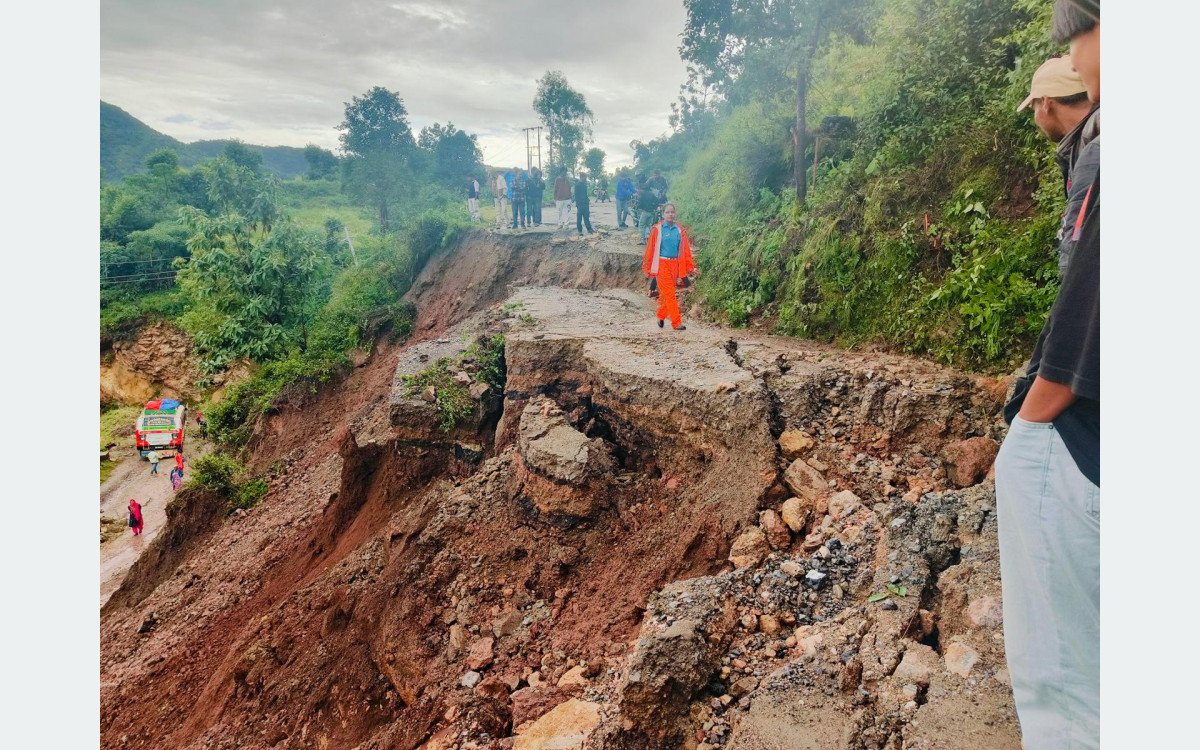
522, 126, 543, 172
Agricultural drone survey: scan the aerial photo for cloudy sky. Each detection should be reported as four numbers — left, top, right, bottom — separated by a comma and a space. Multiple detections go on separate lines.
100, 0, 691, 169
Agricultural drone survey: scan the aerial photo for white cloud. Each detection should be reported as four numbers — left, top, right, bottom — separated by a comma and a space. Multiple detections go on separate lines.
100, 0, 690, 168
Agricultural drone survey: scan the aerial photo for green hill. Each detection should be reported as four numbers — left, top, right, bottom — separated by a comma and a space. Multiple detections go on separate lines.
101, 101, 310, 183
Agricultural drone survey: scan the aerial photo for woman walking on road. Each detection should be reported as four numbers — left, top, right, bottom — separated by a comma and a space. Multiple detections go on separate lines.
170, 466, 183, 492
128, 499, 144, 536
642, 203, 697, 331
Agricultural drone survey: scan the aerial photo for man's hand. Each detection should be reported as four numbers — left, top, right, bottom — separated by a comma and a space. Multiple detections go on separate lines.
1017, 375, 1076, 423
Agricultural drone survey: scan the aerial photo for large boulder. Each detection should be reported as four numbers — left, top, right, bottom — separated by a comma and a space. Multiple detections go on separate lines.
783, 458, 828, 502
729, 527, 770, 569
519, 397, 615, 485
941, 437, 1000, 488
514, 699, 602, 750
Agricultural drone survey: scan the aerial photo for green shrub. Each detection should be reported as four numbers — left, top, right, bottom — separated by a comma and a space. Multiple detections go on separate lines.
189, 453, 269, 511
190, 453, 242, 494
402, 334, 504, 432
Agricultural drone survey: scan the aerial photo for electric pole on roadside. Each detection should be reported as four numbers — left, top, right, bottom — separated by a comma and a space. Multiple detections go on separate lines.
522, 126, 543, 172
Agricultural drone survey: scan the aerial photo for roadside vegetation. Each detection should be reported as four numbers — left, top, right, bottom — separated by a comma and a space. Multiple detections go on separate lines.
402, 334, 506, 432
634, 0, 1063, 372
100, 86, 482, 457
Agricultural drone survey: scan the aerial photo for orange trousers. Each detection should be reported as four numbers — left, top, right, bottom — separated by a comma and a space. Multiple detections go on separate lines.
655, 257, 682, 328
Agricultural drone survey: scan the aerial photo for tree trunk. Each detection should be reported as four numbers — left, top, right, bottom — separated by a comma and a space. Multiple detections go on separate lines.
795, 63, 809, 204
379, 201, 389, 231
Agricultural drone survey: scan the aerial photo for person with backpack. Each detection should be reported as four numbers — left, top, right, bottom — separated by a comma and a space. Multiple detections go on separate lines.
128, 498, 144, 536
642, 203, 697, 331
146, 449, 160, 475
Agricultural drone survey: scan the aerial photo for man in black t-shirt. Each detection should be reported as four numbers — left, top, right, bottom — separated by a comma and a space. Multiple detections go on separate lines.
994, 2, 1100, 748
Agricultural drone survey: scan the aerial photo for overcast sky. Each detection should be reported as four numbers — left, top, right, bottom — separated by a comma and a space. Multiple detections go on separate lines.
100, 0, 690, 170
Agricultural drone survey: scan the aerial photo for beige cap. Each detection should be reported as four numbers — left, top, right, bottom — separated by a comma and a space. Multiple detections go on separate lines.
1017, 57, 1087, 112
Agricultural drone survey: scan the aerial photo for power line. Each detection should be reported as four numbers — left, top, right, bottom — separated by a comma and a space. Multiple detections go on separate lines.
99, 256, 184, 266
100, 273, 178, 287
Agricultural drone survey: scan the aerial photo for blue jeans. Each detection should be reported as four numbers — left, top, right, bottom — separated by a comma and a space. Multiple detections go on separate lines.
996, 416, 1099, 750
638, 210, 654, 242
616, 198, 629, 226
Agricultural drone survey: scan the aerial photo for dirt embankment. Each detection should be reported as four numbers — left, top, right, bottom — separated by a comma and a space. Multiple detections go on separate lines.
100, 227, 1018, 750
100, 321, 250, 406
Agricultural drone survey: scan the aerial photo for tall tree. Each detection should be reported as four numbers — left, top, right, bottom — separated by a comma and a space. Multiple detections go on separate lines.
583, 147, 606, 179
338, 86, 417, 230
532, 71, 594, 174
418, 122, 484, 180
681, 0, 872, 202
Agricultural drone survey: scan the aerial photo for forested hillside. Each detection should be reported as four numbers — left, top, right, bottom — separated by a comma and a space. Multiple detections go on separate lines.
634, 0, 1063, 372
101, 102, 308, 182
100, 86, 485, 449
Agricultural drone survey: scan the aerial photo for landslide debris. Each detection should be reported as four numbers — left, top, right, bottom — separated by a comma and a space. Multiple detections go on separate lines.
100, 231, 1017, 750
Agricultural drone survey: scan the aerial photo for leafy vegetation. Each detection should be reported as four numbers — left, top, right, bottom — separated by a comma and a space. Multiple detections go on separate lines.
101, 85, 475, 465
640, 0, 1066, 372
188, 453, 268, 511
402, 334, 505, 432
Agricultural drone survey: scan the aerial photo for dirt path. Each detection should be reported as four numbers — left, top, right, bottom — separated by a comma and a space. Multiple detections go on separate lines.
100, 441, 210, 608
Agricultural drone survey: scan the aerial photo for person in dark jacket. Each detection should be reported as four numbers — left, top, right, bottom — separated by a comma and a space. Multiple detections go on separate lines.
526, 168, 546, 226
615, 173, 636, 228
1018, 55, 1098, 275
634, 176, 659, 243
995, 3, 1099, 748
573, 173, 594, 235
510, 169, 528, 229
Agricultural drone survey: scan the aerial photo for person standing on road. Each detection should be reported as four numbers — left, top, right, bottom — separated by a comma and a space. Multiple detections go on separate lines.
615, 172, 635, 228
492, 171, 508, 229
174, 451, 184, 472
129, 499, 144, 536
635, 176, 658, 244
553, 169, 572, 229
573, 172, 594, 235
995, 3, 1100, 749
146, 449, 160, 475
169, 466, 183, 492
642, 203, 696, 331
648, 170, 669, 203
510, 169, 528, 229
527, 168, 546, 226
465, 174, 481, 221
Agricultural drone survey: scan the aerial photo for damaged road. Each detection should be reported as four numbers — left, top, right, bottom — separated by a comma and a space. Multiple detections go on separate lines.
100, 231, 1019, 750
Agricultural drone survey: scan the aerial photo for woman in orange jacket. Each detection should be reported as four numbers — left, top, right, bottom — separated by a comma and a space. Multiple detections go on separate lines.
641, 203, 697, 330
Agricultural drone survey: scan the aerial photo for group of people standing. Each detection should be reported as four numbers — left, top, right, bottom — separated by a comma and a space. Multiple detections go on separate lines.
480, 167, 548, 230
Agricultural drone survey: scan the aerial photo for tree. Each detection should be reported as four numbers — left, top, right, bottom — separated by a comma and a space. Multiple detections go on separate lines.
532, 71, 594, 175
338, 87, 417, 230
418, 122, 484, 181
176, 203, 323, 367
583, 147, 606, 179
681, 0, 872, 202
304, 144, 339, 179
221, 140, 264, 173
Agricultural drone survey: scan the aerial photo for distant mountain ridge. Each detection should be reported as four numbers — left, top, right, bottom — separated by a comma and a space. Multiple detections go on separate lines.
101, 101, 309, 183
